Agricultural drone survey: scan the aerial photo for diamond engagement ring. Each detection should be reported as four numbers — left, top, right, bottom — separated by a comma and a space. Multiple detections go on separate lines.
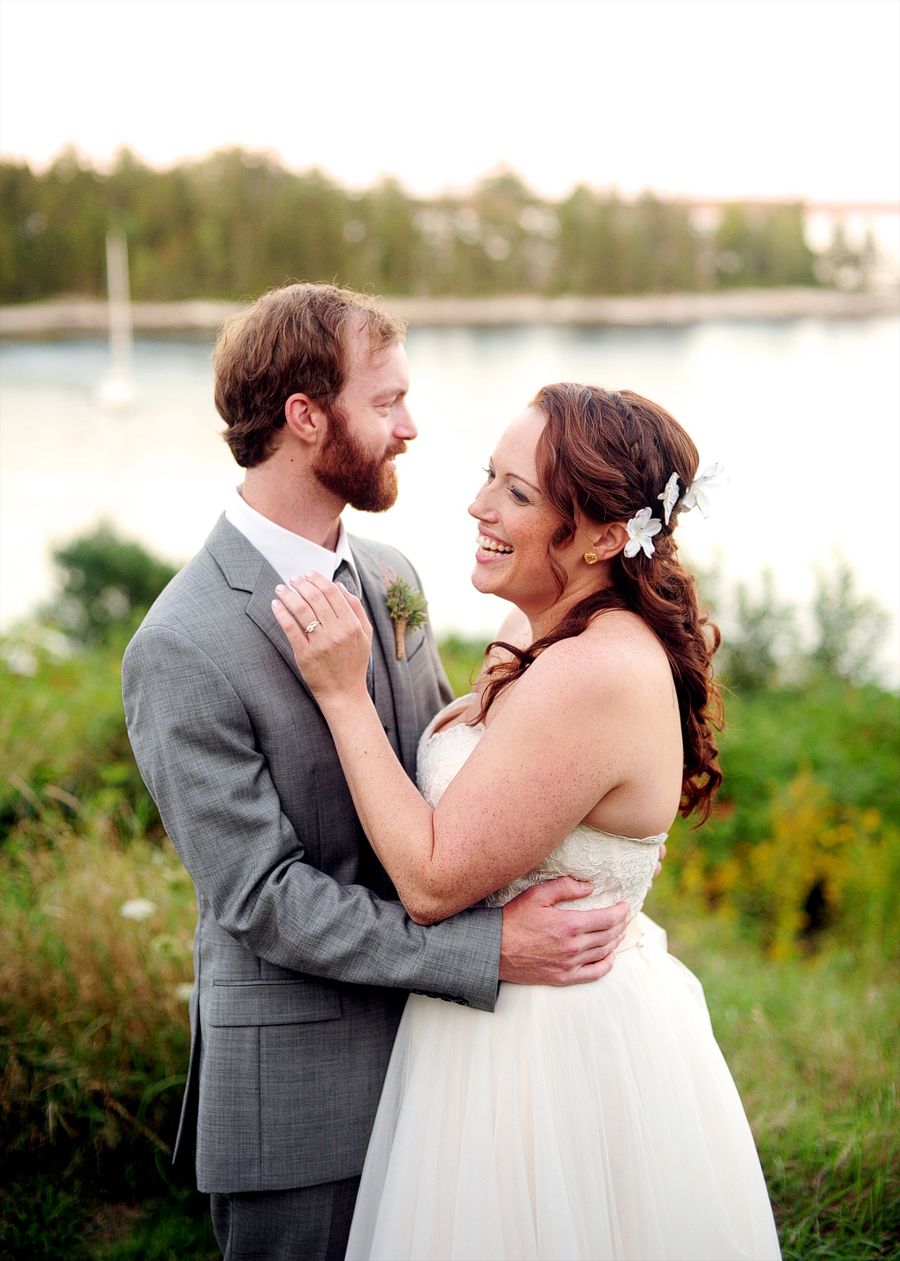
304, 620, 321, 634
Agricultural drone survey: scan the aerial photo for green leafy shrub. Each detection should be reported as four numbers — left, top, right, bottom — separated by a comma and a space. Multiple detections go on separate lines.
810, 562, 892, 685
1, 525, 178, 844
717, 570, 798, 691
708, 557, 893, 694
50, 523, 178, 646
701, 677, 899, 850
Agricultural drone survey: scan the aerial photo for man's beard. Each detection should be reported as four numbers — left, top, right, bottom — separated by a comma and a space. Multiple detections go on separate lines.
312, 404, 404, 513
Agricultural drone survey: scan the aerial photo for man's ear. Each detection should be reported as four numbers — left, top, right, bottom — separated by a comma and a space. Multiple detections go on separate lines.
589, 521, 629, 561
284, 393, 328, 445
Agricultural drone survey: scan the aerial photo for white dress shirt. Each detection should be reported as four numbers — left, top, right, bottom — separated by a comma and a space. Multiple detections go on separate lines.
225, 487, 361, 590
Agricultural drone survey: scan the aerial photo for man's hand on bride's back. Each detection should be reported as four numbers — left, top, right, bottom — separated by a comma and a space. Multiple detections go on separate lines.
498, 879, 629, 985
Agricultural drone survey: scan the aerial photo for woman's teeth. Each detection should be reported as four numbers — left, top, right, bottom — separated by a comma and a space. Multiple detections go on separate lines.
478, 534, 513, 554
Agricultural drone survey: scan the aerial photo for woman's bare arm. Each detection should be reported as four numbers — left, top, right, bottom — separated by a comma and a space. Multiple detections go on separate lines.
273, 574, 666, 924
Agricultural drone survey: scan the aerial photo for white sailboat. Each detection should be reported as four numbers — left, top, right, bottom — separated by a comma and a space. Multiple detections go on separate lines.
96, 229, 136, 413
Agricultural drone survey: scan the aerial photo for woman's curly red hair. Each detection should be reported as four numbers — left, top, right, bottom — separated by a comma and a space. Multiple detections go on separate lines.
476, 383, 724, 823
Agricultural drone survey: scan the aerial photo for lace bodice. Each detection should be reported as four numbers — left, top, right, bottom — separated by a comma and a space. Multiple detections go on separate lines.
417, 700, 665, 919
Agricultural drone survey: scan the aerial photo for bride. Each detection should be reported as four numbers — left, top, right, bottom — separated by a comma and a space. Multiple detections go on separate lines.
272, 384, 781, 1260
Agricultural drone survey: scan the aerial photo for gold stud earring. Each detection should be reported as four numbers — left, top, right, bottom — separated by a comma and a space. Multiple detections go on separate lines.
584, 551, 599, 565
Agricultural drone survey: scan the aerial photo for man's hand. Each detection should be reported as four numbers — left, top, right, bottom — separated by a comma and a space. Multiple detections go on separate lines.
498, 878, 629, 986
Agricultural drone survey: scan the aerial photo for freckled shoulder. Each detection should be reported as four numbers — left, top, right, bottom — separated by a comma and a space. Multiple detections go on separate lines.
528, 610, 669, 703
585, 607, 667, 659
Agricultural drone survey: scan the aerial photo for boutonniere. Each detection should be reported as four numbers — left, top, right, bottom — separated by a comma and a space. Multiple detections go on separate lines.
381, 564, 428, 660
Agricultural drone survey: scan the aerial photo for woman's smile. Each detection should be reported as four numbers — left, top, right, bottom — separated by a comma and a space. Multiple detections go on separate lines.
475, 529, 514, 560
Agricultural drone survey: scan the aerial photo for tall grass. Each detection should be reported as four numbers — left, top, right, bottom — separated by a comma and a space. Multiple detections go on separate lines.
3, 821, 896, 1258
1, 817, 207, 1259
2, 826, 194, 1160
659, 911, 900, 1260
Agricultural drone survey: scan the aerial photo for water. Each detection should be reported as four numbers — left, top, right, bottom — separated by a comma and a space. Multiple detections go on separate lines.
1, 318, 898, 679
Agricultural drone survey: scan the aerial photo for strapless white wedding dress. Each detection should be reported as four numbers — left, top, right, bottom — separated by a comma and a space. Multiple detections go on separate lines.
346, 701, 781, 1261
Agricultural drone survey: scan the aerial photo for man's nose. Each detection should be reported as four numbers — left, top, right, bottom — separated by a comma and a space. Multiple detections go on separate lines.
393, 402, 417, 441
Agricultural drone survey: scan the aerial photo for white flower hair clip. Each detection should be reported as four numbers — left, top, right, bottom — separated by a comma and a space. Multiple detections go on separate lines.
622, 463, 725, 562
624, 507, 662, 558
657, 472, 680, 525
682, 464, 726, 519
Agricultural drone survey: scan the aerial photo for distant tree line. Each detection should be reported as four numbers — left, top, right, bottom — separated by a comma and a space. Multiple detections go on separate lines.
0, 146, 872, 304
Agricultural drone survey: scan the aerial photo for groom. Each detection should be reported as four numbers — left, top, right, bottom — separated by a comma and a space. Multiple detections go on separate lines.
123, 283, 630, 1261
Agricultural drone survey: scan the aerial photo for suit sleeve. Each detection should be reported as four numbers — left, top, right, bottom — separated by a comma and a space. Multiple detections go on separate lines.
123, 623, 502, 1011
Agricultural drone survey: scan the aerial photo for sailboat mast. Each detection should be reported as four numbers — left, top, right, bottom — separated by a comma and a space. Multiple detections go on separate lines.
106, 229, 133, 379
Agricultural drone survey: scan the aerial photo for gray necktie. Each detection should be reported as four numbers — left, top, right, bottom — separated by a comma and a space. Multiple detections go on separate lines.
333, 560, 375, 698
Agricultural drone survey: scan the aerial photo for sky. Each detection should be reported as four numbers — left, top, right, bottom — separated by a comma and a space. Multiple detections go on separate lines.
1, 0, 898, 202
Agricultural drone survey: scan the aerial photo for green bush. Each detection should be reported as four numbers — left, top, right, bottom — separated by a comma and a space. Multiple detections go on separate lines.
810, 562, 892, 685
50, 523, 178, 647
1, 526, 177, 845
717, 570, 798, 691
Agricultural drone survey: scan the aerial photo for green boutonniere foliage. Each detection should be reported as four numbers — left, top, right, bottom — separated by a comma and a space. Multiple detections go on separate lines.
383, 567, 428, 660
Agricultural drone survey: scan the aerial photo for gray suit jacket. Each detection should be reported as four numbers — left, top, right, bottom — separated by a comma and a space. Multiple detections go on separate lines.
122, 516, 503, 1194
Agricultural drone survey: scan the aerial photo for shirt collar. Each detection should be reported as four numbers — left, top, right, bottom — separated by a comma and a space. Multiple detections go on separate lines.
225, 487, 360, 589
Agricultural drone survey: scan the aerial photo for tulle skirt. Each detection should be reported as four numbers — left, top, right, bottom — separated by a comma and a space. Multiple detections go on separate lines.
346, 916, 781, 1261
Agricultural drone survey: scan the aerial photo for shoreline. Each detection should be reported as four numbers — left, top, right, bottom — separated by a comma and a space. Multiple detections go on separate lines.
1, 287, 898, 338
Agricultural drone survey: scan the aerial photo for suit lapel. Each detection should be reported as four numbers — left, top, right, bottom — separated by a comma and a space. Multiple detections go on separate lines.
205, 517, 426, 758
352, 542, 421, 774
205, 515, 318, 705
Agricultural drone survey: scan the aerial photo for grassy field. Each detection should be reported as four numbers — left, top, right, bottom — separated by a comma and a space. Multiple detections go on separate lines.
2, 830, 896, 1259
663, 918, 899, 1260
2, 607, 898, 1259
